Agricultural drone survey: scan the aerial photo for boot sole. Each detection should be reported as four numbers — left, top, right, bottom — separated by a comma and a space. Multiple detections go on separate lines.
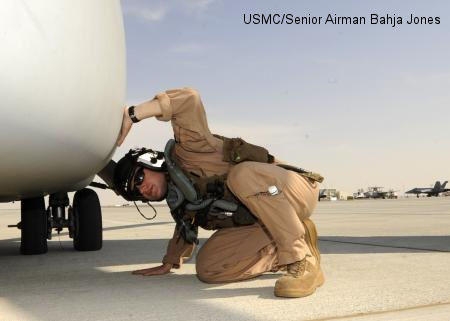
275, 287, 316, 298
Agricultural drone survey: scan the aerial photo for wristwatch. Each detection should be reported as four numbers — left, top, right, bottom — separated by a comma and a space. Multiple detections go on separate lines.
128, 106, 140, 123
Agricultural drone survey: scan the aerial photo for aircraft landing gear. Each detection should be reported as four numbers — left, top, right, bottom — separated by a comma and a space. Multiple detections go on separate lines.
10, 188, 103, 255
48, 192, 71, 238
20, 197, 48, 255
72, 189, 102, 251
49, 189, 103, 251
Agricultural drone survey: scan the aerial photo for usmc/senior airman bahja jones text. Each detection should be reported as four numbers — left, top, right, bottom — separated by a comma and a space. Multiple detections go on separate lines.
243, 13, 441, 27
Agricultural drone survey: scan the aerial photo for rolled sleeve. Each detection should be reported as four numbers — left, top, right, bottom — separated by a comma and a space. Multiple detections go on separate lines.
155, 92, 172, 122
154, 88, 205, 130
152, 87, 221, 153
162, 228, 195, 268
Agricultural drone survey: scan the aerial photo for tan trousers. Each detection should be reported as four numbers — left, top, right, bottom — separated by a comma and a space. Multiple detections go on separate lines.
196, 162, 319, 283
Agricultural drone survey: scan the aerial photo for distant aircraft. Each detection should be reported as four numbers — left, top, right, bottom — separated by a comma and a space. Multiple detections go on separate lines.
364, 187, 387, 199
405, 181, 450, 198
0, 1, 125, 254
353, 188, 366, 199
385, 189, 398, 199
353, 187, 398, 200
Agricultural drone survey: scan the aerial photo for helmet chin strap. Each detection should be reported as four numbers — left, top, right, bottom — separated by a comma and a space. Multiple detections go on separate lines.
133, 201, 157, 220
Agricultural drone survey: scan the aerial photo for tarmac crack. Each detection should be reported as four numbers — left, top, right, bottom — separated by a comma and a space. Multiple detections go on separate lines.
319, 238, 450, 253
309, 301, 450, 321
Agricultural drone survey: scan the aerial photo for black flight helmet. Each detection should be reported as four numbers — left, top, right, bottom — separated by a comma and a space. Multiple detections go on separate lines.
113, 147, 166, 202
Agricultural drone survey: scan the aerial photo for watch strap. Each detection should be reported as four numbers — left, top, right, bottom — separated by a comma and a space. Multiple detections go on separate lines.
128, 106, 140, 123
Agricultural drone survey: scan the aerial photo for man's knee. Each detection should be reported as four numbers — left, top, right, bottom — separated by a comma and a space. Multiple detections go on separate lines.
195, 249, 222, 284
195, 248, 207, 280
195, 265, 215, 284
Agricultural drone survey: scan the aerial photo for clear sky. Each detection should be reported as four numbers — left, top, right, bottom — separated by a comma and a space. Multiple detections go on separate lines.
101, 0, 450, 205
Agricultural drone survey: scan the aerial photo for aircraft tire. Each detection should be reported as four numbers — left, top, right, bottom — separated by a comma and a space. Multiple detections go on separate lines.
20, 197, 48, 255
73, 188, 103, 251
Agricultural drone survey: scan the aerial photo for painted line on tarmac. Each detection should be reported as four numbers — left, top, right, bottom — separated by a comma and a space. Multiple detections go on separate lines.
319, 238, 450, 253
310, 301, 450, 321
2, 221, 174, 242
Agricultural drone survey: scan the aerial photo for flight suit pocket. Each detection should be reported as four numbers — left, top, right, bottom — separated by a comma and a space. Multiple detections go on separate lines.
222, 137, 272, 164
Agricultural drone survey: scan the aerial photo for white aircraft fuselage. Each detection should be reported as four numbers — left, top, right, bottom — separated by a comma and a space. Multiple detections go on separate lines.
0, 0, 126, 202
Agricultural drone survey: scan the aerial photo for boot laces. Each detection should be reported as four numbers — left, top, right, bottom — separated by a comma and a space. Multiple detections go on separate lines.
287, 258, 306, 277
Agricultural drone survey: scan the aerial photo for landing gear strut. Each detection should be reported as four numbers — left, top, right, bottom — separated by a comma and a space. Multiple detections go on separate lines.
10, 188, 103, 255
48, 192, 71, 238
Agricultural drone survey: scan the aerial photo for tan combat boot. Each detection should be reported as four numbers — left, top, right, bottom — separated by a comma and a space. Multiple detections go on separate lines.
274, 218, 324, 298
274, 257, 324, 298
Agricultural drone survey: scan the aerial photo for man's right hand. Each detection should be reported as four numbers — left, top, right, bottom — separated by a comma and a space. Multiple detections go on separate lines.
132, 263, 173, 276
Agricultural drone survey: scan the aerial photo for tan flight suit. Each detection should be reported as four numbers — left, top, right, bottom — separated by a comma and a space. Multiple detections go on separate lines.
153, 88, 319, 283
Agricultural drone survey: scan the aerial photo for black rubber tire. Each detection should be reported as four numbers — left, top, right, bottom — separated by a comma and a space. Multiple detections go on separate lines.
20, 197, 48, 255
73, 188, 103, 251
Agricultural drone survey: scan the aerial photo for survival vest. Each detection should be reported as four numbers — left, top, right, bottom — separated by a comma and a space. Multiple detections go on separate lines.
164, 137, 323, 244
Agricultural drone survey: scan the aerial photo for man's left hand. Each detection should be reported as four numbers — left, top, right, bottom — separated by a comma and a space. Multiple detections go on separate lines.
116, 106, 133, 147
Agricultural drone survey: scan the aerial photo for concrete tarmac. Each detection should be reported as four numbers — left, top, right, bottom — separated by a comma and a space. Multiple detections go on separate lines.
0, 198, 449, 321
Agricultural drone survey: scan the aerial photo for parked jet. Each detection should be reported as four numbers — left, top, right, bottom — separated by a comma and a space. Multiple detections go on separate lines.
385, 189, 398, 199
354, 187, 396, 200
353, 188, 366, 199
0, 1, 125, 254
364, 187, 387, 199
405, 181, 450, 198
